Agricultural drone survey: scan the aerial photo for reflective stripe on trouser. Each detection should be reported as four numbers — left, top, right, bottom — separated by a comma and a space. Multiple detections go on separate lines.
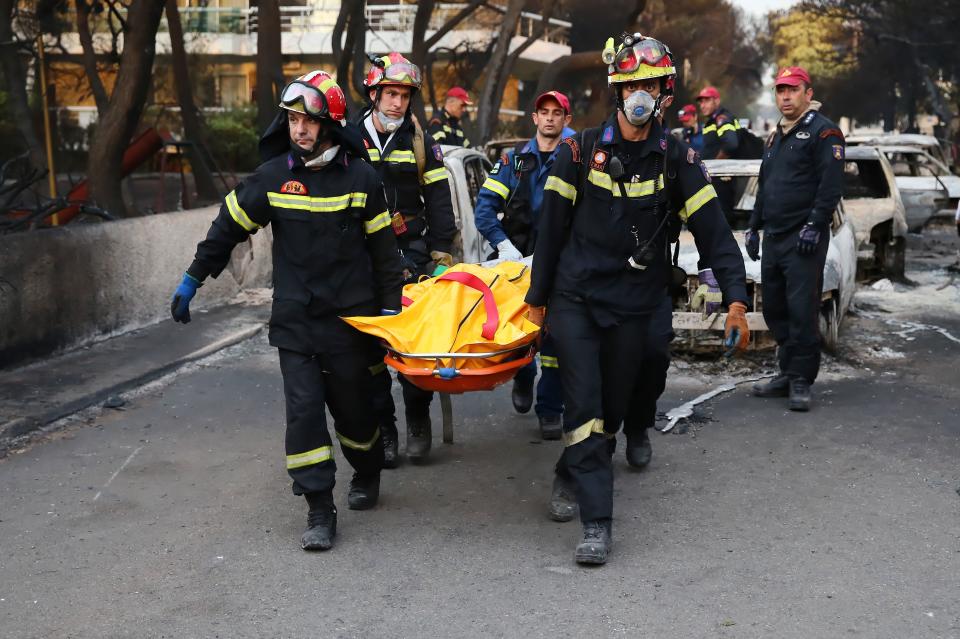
760, 228, 830, 383
547, 295, 652, 522
514, 333, 563, 417
279, 342, 384, 496
623, 296, 674, 436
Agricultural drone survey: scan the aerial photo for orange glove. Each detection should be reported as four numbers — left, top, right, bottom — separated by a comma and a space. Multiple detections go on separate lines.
723, 301, 750, 353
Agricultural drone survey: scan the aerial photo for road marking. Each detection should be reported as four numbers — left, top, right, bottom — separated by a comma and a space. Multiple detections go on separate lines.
860, 311, 960, 346
659, 374, 774, 433
93, 445, 143, 502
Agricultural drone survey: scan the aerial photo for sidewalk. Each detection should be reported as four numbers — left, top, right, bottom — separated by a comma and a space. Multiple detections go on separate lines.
0, 301, 270, 450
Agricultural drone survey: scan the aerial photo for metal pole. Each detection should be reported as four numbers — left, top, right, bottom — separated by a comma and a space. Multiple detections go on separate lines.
37, 34, 58, 225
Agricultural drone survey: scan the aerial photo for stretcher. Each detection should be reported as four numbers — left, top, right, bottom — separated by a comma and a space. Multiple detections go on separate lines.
344, 259, 539, 442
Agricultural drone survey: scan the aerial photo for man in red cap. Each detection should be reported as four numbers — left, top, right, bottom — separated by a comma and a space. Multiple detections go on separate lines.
473, 90, 574, 439
676, 103, 702, 152
746, 65, 845, 411
696, 85, 739, 160
428, 86, 472, 147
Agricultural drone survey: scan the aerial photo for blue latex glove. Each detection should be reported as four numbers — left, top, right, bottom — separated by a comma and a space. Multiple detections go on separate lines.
744, 229, 760, 261
797, 222, 822, 256
170, 273, 201, 323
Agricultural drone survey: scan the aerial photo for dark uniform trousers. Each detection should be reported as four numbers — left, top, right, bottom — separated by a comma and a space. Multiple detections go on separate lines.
512, 333, 564, 417
279, 314, 386, 495
549, 295, 653, 522
623, 295, 674, 436
761, 227, 830, 383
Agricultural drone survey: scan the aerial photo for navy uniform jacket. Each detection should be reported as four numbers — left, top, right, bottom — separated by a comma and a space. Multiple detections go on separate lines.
526, 115, 747, 317
473, 136, 565, 251
750, 109, 845, 234
187, 148, 403, 351
358, 114, 457, 257
427, 109, 470, 147
701, 106, 740, 159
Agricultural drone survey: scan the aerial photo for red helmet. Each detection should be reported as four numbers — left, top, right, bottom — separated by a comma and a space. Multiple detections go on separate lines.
602, 33, 676, 93
278, 70, 347, 123
364, 52, 422, 91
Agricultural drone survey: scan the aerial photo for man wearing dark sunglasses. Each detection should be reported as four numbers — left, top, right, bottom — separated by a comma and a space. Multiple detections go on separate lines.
169, 71, 403, 552
358, 53, 458, 466
525, 33, 749, 565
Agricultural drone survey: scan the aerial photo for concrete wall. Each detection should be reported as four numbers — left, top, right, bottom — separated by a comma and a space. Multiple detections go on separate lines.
0, 206, 272, 368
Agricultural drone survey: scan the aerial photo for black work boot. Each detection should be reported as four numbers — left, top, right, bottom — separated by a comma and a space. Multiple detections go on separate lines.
512, 377, 534, 414
789, 377, 812, 412
381, 422, 399, 469
548, 474, 578, 522
752, 374, 791, 397
405, 413, 432, 464
301, 492, 337, 551
575, 519, 612, 565
538, 414, 562, 440
347, 472, 380, 510
625, 428, 652, 469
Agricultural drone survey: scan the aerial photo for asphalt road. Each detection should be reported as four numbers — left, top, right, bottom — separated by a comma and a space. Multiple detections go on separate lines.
2, 265, 959, 638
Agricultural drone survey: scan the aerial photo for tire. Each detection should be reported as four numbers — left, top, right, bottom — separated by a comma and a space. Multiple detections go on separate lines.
819, 296, 839, 354
878, 235, 906, 279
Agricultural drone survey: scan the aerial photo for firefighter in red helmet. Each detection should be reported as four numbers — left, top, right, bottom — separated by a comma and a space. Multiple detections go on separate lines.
170, 70, 403, 552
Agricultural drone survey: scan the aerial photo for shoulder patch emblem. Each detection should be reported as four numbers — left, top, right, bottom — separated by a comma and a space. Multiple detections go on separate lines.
659, 136, 668, 151
432, 143, 444, 162
280, 180, 308, 195
601, 126, 614, 144
820, 128, 845, 140
715, 114, 729, 125
802, 111, 817, 125
491, 160, 502, 175
562, 137, 581, 163
686, 147, 699, 164
832, 144, 844, 160
796, 131, 811, 139
363, 138, 371, 148
699, 161, 712, 183
590, 149, 609, 172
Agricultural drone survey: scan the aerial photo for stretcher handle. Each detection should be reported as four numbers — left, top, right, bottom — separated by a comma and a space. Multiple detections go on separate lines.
436, 271, 498, 340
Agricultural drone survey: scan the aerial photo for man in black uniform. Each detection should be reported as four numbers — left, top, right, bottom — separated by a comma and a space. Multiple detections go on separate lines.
169, 71, 403, 552
526, 34, 750, 565
746, 66, 845, 411
359, 53, 458, 464
427, 86, 472, 148
697, 85, 740, 160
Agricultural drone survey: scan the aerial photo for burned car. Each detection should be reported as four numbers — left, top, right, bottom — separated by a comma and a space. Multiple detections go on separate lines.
842, 146, 908, 278
672, 159, 857, 352
442, 145, 495, 264
876, 146, 960, 231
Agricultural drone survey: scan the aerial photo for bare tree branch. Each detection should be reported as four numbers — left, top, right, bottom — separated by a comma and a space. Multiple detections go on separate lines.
75, 0, 109, 114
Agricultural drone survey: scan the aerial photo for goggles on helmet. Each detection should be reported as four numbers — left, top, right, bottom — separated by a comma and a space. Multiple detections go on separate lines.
279, 81, 330, 118
614, 37, 671, 76
380, 61, 422, 87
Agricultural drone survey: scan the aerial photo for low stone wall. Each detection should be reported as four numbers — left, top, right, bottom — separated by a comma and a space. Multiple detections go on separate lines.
0, 206, 272, 368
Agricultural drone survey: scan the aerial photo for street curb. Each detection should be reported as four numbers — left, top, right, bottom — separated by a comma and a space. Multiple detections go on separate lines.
0, 322, 265, 452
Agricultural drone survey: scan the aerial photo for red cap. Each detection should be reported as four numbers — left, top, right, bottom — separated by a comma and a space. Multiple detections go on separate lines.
696, 86, 720, 100
534, 90, 571, 114
446, 86, 472, 105
677, 104, 697, 122
774, 66, 811, 87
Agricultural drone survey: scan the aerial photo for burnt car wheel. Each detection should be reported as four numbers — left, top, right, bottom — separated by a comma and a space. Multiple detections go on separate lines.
819, 296, 839, 354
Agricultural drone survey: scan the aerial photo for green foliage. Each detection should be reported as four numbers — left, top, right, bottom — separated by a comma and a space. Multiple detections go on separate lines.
205, 106, 260, 173
769, 10, 856, 82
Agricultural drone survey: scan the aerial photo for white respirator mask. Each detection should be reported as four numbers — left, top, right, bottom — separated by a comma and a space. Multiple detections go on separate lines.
623, 90, 658, 127
304, 144, 341, 169
376, 110, 404, 133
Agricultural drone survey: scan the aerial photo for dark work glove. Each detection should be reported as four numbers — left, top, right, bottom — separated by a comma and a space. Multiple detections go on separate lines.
170, 273, 201, 323
744, 229, 760, 261
796, 223, 822, 256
